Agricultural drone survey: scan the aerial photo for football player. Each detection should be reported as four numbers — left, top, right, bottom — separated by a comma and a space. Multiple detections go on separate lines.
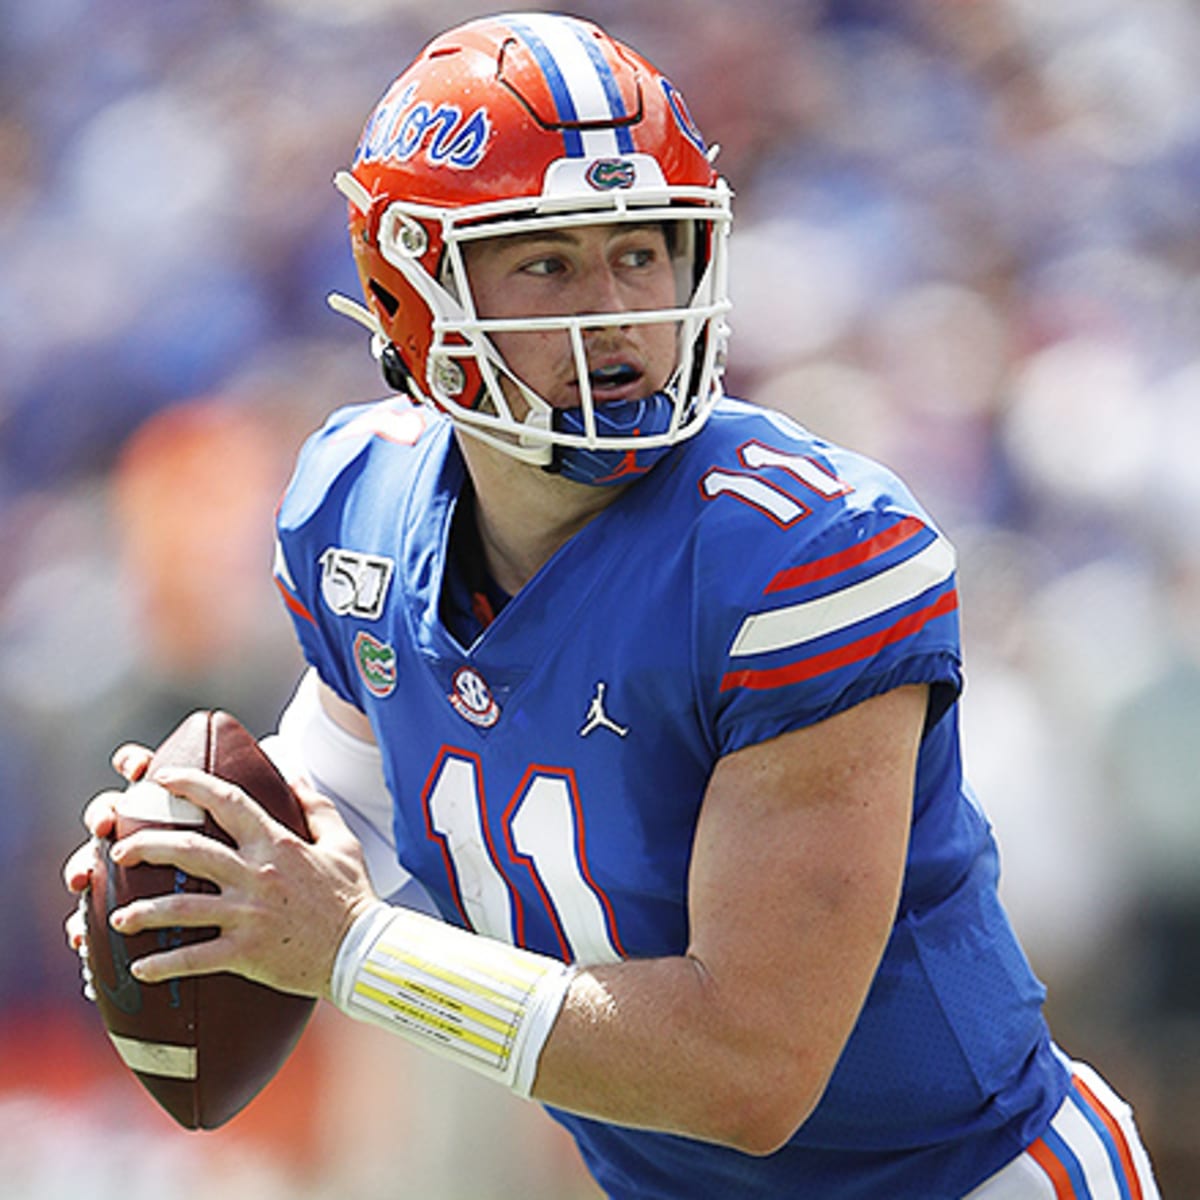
65, 13, 1160, 1198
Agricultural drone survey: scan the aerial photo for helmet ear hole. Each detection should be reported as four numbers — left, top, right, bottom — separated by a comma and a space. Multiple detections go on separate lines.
380, 343, 412, 392
369, 280, 400, 319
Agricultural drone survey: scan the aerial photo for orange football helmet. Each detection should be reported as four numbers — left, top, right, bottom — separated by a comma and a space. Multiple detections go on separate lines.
328, 12, 732, 484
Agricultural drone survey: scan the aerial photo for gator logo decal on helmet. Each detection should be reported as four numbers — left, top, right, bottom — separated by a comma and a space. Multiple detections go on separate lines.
585, 158, 637, 190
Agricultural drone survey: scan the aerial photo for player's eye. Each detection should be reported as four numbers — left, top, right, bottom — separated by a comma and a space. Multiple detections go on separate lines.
613, 231, 669, 272
616, 247, 652, 270
518, 252, 567, 277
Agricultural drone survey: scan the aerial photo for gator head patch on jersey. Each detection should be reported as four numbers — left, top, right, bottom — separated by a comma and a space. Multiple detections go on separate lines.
354, 631, 398, 697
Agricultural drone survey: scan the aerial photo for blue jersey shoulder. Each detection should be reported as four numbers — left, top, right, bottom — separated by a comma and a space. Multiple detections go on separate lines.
683, 398, 948, 567
655, 399, 963, 752
274, 397, 448, 706
277, 397, 439, 531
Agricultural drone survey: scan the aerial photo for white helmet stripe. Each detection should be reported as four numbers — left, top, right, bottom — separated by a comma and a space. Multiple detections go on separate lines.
503, 14, 629, 159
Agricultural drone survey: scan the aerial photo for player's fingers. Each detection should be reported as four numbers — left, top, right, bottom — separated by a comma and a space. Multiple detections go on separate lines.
126, 938, 230, 985
291, 778, 351, 844
110, 891, 225, 938
65, 897, 98, 1001
64, 895, 88, 949
62, 834, 103, 893
110, 826, 243, 889
80, 788, 122, 839
112, 743, 153, 782
150, 766, 282, 847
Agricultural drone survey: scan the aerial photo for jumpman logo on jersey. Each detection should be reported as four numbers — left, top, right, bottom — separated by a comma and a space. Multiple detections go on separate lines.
579, 681, 629, 738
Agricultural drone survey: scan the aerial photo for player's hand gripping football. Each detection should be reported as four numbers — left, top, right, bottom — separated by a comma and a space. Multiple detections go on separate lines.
62, 743, 153, 1000
63, 742, 379, 1002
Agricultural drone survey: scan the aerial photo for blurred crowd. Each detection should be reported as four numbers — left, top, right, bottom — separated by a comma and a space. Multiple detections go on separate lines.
1, 0, 1197, 1195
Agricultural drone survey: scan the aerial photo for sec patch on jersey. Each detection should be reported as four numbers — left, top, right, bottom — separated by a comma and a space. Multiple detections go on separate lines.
85, 710, 315, 1129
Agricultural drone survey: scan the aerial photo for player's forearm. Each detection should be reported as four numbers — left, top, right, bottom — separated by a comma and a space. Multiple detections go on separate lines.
532, 955, 829, 1155
330, 902, 829, 1154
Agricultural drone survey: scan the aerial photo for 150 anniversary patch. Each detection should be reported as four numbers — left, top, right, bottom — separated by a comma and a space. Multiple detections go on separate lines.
320, 547, 394, 621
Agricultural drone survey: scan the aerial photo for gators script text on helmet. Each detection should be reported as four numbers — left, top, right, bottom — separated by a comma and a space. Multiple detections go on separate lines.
329, 11, 733, 483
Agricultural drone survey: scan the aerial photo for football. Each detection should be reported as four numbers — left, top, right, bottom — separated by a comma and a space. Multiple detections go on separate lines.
85, 709, 316, 1130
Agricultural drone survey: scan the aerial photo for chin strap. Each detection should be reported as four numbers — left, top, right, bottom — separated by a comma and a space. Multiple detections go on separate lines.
548, 393, 678, 486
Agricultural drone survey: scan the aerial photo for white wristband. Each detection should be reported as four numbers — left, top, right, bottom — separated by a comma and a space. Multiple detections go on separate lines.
332, 901, 575, 1099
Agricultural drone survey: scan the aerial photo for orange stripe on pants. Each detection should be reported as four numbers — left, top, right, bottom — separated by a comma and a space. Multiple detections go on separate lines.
1027, 1137, 1078, 1200
1073, 1074, 1144, 1200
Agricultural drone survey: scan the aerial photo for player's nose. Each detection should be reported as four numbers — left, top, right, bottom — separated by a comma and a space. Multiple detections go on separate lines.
574, 258, 630, 316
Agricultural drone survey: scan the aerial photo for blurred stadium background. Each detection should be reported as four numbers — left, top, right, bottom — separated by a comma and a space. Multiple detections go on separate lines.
1, 0, 1197, 1195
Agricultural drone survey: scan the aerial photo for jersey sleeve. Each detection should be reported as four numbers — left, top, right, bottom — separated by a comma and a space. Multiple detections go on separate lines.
272, 398, 432, 711
272, 408, 368, 708
273, 532, 360, 708
701, 490, 963, 759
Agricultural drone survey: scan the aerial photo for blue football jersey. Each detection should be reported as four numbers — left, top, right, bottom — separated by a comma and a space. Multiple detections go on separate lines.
274, 395, 1069, 1199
